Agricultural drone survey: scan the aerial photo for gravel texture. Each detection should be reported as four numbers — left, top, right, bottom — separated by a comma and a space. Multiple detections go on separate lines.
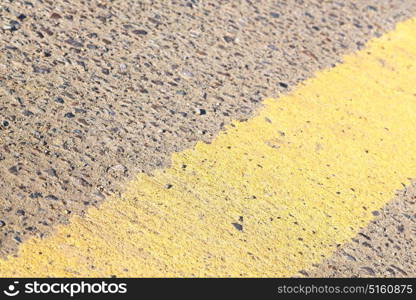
0, 0, 415, 264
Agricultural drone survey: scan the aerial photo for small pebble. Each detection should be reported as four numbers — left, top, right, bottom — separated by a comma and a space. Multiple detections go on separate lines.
50, 13, 62, 19
64, 112, 75, 118
45, 195, 59, 201
17, 14, 27, 21
199, 109, 207, 115
54, 97, 65, 104
223, 36, 234, 43
132, 29, 148, 35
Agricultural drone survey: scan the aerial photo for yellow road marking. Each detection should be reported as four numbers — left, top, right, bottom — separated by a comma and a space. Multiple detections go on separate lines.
2, 19, 416, 277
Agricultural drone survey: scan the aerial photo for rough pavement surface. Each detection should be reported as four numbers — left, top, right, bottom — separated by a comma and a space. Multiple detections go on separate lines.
0, 0, 416, 276
307, 183, 416, 278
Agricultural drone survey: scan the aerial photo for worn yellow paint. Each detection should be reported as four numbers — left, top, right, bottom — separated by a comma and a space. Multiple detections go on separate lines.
1, 19, 416, 277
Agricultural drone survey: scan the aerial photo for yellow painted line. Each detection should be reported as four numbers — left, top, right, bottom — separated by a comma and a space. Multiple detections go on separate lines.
2, 19, 416, 277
